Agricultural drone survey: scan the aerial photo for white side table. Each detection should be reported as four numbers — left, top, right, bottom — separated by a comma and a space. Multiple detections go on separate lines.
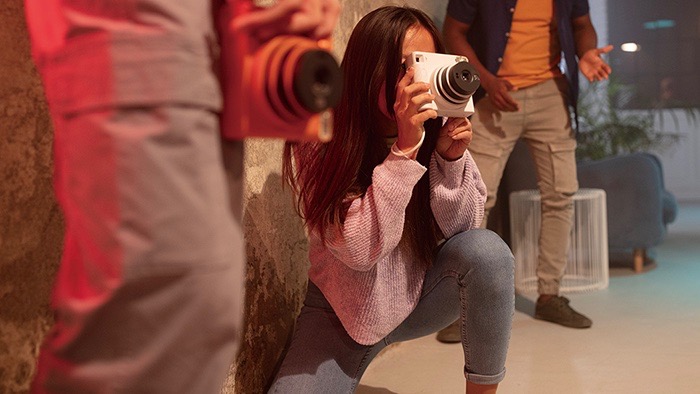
509, 188, 609, 294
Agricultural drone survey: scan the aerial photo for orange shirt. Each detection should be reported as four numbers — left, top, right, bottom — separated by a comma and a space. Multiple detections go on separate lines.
497, 0, 563, 89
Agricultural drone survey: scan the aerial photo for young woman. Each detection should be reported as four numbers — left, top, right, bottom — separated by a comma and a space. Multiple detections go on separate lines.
269, 6, 514, 394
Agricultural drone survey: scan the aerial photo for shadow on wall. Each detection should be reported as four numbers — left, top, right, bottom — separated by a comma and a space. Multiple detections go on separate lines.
223, 167, 310, 393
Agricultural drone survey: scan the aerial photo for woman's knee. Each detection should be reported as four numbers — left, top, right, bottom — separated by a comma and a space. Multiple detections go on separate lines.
438, 229, 514, 284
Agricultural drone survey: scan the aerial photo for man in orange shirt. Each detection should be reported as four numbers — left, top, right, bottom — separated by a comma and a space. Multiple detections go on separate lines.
439, 0, 612, 338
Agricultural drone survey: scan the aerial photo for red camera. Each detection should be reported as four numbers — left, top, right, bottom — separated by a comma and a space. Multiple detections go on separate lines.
218, 0, 342, 142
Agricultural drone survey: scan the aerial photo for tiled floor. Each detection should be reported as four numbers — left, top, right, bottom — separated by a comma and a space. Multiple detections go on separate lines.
357, 203, 700, 394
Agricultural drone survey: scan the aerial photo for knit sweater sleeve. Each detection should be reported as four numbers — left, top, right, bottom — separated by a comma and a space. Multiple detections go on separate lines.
323, 153, 427, 271
429, 149, 487, 238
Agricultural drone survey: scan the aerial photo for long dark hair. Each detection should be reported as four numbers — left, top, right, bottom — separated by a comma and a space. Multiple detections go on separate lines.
284, 6, 446, 266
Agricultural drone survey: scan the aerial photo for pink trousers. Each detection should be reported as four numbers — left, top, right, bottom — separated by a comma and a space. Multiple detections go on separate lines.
25, 1, 244, 392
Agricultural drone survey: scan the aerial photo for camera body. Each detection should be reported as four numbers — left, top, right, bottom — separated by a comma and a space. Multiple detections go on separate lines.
406, 51, 480, 118
217, 0, 343, 141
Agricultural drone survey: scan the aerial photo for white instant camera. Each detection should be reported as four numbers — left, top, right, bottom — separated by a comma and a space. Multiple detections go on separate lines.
406, 51, 480, 117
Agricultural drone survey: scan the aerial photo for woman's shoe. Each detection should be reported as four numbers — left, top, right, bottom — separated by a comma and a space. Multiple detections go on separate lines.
436, 320, 461, 343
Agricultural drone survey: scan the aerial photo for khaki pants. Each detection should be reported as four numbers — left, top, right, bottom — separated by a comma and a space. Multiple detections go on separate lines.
468, 78, 578, 295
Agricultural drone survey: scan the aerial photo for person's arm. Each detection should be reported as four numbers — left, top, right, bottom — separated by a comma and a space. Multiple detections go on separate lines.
442, 16, 490, 89
428, 116, 485, 237
322, 155, 427, 272
443, 15, 519, 111
572, 14, 613, 82
429, 149, 486, 238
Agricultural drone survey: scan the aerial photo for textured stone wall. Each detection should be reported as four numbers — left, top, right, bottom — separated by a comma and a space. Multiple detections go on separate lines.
222, 139, 310, 392
0, 1, 63, 392
0, 0, 446, 392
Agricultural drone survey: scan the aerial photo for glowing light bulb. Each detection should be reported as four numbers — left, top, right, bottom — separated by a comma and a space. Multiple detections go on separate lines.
621, 42, 640, 52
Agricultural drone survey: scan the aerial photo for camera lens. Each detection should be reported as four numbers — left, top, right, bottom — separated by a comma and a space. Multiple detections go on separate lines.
294, 50, 343, 113
436, 62, 480, 104
263, 38, 342, 122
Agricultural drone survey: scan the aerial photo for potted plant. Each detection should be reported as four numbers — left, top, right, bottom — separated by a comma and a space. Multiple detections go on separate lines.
573, 78, 699, 271
575, 79, 686, 161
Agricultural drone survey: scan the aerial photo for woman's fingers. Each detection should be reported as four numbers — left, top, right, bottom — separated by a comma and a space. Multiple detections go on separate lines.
403, 81, 431, 97
450, 129, 472, 142
410, 91, 435, 109
397, 83, 431, 108
395, 76, 433, 115
445, 117, 467, 129
394, 68, 440, 143
395, 68, 415, 97
414, 109, 438, 124
441, 117, 468, 135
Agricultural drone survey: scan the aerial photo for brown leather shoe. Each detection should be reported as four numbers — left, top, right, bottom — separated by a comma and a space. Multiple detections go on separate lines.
535, 296, 592, 329
436, 320, 461, 343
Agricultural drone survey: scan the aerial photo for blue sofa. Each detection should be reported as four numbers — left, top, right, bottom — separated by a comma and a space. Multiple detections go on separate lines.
487, 139, 678, 273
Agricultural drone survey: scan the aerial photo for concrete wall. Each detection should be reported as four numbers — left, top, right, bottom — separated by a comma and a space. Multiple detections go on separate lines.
0, 1, 445, 392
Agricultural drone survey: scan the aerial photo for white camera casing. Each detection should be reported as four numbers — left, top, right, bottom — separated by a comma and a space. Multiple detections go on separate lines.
406, 51, 476, 118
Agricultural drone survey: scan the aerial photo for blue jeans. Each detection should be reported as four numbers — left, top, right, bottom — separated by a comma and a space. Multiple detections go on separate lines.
268, 229, 514, 393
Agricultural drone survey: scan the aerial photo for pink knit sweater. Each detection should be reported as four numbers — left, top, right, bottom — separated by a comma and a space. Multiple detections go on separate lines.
307, 150, 486, 345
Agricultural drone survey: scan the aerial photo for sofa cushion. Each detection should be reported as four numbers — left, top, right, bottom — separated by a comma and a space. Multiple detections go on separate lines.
662, 190, 678, 225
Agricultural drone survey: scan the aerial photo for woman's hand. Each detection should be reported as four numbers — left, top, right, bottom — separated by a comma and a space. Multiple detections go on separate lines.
393, 67, 438, 152
435, 117, 472, 161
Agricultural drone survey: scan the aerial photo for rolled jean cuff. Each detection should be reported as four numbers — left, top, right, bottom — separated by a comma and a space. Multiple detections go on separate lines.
464, 367, 506, 385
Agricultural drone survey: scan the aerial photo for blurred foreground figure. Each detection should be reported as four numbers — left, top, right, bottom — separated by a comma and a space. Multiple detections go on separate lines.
25, 0, 339, 392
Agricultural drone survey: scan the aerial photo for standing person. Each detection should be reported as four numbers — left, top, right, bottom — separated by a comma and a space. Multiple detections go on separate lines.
437, 0, 612, 340
24, 0, 339, 392
268, 6, 514, 394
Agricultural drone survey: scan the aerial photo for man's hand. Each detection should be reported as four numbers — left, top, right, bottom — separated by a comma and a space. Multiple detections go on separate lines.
482, 74, 519, 112
232, 0, 341, 42
579, 44, 613, 82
